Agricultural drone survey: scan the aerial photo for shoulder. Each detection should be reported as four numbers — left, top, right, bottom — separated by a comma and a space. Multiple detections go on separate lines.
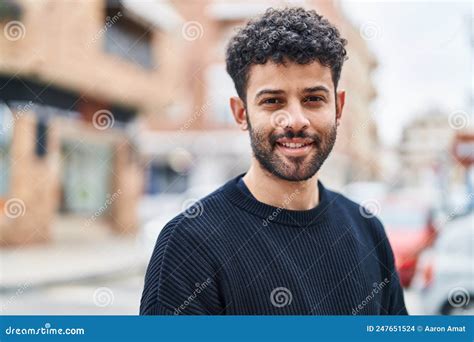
156, 184, 231, 252
148, 188, 228, 278
325, 187, 389, 243
325, 188, 397, 271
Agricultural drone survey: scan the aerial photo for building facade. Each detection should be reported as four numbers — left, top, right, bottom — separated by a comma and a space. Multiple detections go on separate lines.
0, 0, 184, 245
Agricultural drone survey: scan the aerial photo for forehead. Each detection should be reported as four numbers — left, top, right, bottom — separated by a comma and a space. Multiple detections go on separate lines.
246, 60, 334, 96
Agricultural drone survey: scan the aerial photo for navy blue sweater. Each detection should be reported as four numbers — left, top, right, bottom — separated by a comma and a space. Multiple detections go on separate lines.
140, 174, 408, 315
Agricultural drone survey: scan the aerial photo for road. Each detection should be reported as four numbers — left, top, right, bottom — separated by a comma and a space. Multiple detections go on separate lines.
1, 273, 144, 315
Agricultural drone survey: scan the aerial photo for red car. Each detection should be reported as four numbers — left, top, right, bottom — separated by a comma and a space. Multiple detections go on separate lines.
380, 200, 437, 288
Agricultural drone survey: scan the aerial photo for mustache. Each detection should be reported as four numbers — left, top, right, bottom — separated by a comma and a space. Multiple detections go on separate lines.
269, 131, 322, 146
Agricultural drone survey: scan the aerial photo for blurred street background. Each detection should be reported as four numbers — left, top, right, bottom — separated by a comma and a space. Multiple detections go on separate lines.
0, 0, 472, 315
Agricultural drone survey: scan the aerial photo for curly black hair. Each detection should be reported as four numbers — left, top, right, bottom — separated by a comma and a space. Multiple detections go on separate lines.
225, 7, 348, 102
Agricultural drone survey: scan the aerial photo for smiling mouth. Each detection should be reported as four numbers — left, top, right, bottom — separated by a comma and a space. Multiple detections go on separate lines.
274, 139, 315, 157
276, 141, 313, 149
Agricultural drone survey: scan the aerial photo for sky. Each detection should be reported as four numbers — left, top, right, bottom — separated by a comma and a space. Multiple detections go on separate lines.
340, 0, 472, 146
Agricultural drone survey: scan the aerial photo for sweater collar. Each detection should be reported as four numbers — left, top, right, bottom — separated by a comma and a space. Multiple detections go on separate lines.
222, 173, 333, 227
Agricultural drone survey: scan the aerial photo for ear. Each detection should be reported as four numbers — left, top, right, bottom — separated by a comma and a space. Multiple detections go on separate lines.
230, 96, 248, 130
335, 89, 345, 127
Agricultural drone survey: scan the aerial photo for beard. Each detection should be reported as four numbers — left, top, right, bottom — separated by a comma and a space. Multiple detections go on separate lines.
247, 119, 337, 182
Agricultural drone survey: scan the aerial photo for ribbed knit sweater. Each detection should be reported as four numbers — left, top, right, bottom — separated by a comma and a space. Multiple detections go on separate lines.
140, 174, 408, 315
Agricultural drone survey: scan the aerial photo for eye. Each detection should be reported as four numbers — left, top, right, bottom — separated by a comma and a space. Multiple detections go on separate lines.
303, 96, 324, 103
262, 98, 283, 105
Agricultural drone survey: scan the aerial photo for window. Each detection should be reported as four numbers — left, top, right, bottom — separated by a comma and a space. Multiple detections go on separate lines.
60, 141, 113, 215
206, 64, 237, 125
35, 119, 48, 157
146, 163, 189, 195
0, 0, 22, 21
0, 103, 13, 196
104, 2, 154, 69
0, 146, 9, 196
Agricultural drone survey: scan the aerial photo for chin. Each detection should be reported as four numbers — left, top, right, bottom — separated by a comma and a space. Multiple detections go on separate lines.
274, 168, 318, 182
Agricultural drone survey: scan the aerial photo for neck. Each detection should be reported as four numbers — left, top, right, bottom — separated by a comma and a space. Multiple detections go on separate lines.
242, 159, 320, 210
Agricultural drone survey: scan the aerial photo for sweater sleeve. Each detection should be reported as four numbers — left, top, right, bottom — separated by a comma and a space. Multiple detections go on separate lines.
386, 267, 409, 315
371, 217, 409, 315
384, 237, 409, 315
139, 216, 224, 315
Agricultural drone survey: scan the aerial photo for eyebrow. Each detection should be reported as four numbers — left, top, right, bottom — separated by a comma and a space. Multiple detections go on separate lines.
254, 85, 331, 101
254, 89, 285, 101
302, 86, 331, 95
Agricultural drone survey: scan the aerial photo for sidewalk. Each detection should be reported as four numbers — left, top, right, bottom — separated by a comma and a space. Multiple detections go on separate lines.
0, 215, 149, 293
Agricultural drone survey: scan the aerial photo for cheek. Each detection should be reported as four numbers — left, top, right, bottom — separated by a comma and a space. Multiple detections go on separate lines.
252, 124, 273, 140
309, 110, 336, 129
249, 115, 273, 136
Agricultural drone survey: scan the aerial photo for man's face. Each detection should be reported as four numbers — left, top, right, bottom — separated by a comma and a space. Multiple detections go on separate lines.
241, 61, 343, 182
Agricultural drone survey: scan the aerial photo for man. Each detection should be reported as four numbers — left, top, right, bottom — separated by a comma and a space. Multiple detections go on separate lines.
140, 7, 408, 315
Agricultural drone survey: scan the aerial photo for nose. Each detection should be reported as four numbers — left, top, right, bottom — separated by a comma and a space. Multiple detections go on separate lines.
285, 103, 310, 132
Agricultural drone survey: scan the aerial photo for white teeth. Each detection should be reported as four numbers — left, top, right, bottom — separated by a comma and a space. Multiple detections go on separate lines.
281, 142, 308, 148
